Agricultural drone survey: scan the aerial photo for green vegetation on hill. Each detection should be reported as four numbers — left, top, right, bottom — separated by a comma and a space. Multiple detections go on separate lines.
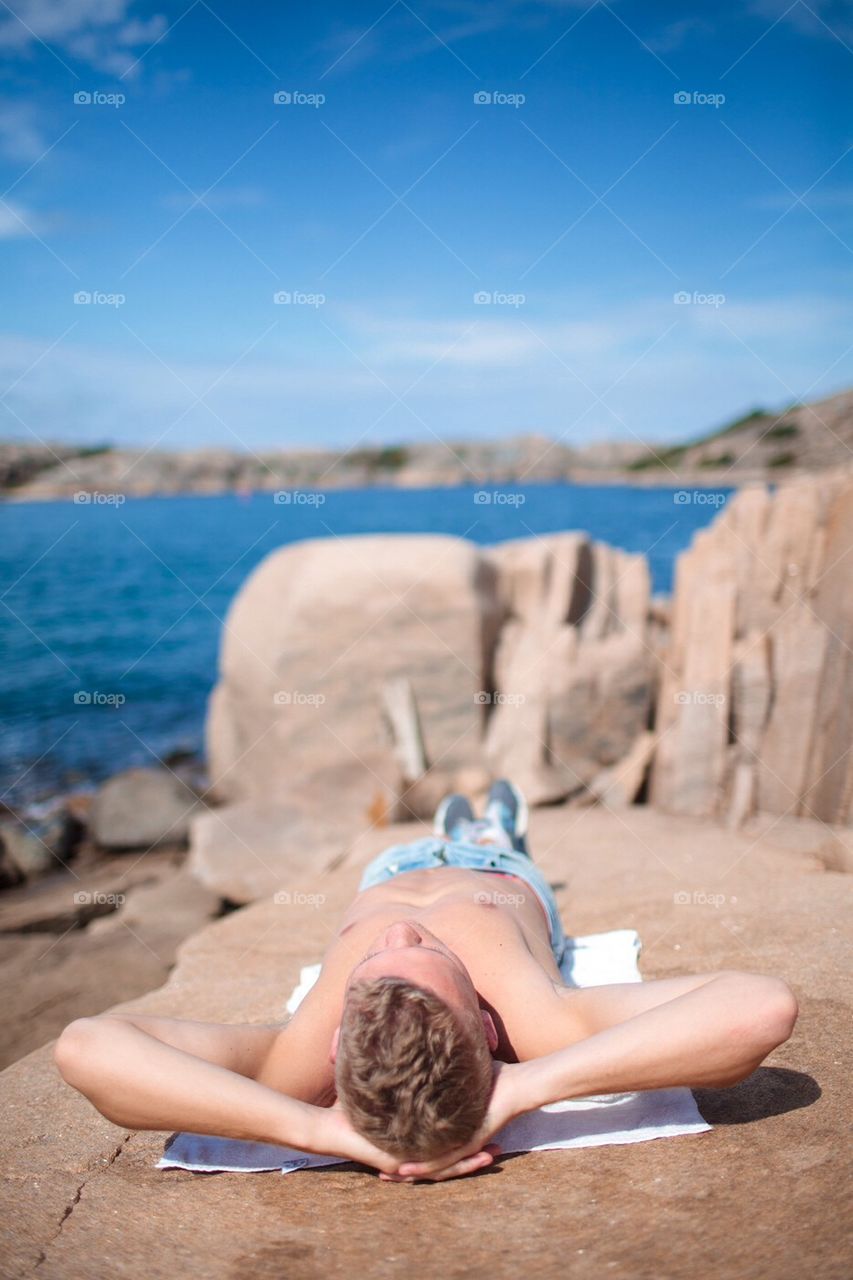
77, 444, 114, 458
698, 452, 736, 469
705, 407, 770, 440
626, 403, 806, 472
766, 422, 800, 440
627, 445, 687, 471
348, 445, 410, 471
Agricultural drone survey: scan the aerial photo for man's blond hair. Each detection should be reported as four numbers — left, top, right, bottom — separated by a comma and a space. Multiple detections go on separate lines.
335, 976, 494, 1160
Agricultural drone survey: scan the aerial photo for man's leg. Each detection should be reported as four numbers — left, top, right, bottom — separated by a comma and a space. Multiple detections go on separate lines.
433, 793, 475, 839
432, 780, 530, 854
485, 779, 529, 854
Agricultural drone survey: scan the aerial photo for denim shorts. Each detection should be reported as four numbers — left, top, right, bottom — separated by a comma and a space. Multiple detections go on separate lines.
358, 836, 568, 965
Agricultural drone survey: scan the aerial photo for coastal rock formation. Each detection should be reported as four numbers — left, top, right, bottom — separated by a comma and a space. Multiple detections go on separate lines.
206, 534, 500, 819
484, 535, 655, 803
651, 472, 853, 825
2, 805, 848, 1279
5, 387, 853, 502
188, 802, 354, 905
197, 531, 659, 897
90, 768, 200, 851
192, 471, 851, 901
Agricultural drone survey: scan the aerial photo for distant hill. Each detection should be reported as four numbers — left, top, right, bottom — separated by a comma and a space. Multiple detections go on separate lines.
2, 387, 852, 500
623, 387, 853, 479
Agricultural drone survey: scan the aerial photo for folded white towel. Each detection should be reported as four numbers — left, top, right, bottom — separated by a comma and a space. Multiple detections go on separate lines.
158, 929, 710, 1174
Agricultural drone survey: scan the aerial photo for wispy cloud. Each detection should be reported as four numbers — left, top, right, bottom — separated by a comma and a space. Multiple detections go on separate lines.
316, 0, 594, 77
0, 198, 46, 237
0, 1, 168, 76
1, 294, 849, 449
749, 0, 853, 42
644, 16, 712, 53
0, 98, 48, 163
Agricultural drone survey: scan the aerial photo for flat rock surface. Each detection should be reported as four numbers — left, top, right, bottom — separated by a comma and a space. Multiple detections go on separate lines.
1, 807, 850, 1280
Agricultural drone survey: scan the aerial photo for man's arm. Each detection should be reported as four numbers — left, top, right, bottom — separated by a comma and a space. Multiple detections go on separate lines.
53, 1015, 400, 1173
510, 970, 798, 1109
391, 970, 798, 1182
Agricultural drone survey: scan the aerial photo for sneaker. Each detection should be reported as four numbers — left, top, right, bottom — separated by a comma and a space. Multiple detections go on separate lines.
485, 779, 529, 854
433, 793, 475, 840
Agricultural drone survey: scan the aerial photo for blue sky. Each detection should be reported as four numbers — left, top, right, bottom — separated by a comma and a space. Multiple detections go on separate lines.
1, 0, 851, 452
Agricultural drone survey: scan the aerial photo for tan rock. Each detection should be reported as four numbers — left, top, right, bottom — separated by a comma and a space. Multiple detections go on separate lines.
485, 535, 655, 801
651, 526, 736, 817
2, 805, 850, 1279
652, 470, 853, 823
802, 481, 853, 824
757, 610, 829, 814
588, 730, 656, 809
187, 801, 355, 904
90, 768, 200, 851
206, 535, 499, 824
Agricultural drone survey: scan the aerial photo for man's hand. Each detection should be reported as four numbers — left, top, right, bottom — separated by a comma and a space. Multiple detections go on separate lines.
379, 1060, 526, 1183
317, 1106, 405, 1176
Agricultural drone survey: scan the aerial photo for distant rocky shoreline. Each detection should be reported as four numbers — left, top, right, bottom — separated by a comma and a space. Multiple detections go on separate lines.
3, 386, 851, 501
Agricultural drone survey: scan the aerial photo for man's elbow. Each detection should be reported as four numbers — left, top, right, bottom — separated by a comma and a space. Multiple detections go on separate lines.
54, 1017, 104, 1090
718, 974, 798, 1085
751, 975, 798, 1052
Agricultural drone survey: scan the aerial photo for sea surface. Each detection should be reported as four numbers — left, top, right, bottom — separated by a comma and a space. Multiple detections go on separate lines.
0, 482, 731, 809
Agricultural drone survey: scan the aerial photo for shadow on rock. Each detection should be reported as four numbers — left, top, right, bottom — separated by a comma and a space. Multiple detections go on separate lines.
694, 1066, 820, 1124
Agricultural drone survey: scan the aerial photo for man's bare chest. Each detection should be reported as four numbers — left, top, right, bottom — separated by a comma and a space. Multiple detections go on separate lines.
336, 868, 555, 965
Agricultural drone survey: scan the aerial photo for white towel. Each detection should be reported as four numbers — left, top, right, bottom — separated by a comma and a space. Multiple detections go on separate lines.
158, 929, 710, 1174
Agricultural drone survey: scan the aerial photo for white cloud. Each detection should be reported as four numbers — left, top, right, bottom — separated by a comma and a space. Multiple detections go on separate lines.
0, 198, 45, 238
0, 1, 168, 76
748, 0, 853, 41
645, 16, 712, 53
0, 99, 49, 164
0, 292, 850, 450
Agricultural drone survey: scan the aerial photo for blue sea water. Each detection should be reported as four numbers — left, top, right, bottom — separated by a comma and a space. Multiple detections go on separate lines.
0, 483, 731, 809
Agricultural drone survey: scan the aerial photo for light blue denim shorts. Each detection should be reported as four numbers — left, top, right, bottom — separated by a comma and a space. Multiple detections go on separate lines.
358, 836, 568, 965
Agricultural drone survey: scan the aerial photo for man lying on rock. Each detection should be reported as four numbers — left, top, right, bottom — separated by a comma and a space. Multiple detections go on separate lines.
56, 781, 798, 1183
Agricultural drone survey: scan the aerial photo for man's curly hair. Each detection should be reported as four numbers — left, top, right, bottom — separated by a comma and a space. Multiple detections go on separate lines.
335, 976, 494, 1160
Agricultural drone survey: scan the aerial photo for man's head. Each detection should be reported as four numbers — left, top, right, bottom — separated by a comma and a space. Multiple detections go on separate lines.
331, 920, 498, 1160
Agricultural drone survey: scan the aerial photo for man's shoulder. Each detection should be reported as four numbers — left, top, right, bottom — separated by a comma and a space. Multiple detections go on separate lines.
255, 970, 344, 1103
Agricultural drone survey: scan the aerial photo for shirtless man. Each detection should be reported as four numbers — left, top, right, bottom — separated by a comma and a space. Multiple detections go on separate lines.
55, 782, 798, 1183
